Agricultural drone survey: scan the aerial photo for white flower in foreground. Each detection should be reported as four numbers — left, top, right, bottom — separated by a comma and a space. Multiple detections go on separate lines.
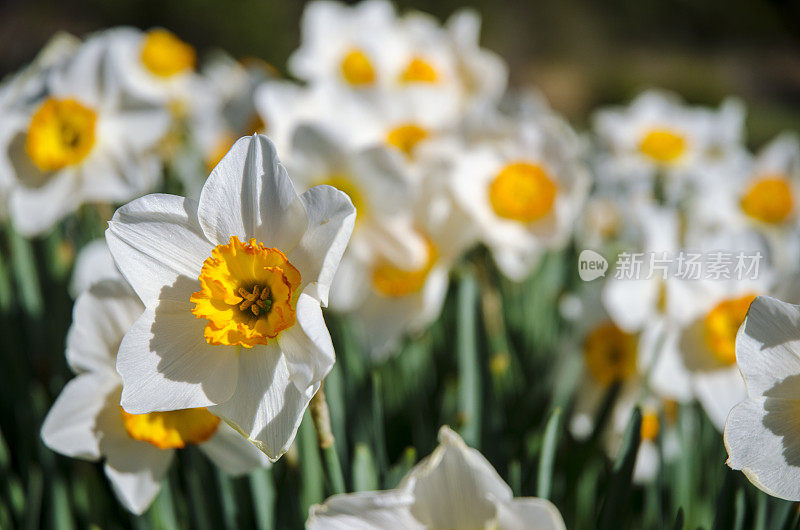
308, 426, 566, 529
0, 31, 169, 236
105, 134, 355, 459
41, 279, 269, 514
725, 295, 800, 501
450, 105, 589, 281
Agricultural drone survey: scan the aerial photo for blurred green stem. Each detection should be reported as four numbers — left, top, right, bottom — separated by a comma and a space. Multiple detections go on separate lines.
537, 408, 562, 500
310, 384, 346, 495
457, 268, 481, 448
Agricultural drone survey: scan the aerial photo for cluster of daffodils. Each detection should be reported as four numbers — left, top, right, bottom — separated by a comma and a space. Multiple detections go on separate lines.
567, 90, 800, 486
2, 0, 795, 520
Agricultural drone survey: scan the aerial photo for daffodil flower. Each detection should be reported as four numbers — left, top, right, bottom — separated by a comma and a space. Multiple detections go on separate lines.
41, 279, 270, 514
725, 295, 800, 501
0, 31, 169, 236
450, 102, 589, 281
592, 90, 745, 197
308, 426, 566, 529
105, 134, 355, 459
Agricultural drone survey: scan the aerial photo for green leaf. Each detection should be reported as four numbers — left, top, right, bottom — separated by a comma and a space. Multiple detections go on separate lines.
537, 407, 562, 500
597, 406, 642, 530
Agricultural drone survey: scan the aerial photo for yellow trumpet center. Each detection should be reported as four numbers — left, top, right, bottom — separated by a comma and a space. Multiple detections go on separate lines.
640, 411, 660, 441
740, 176, 794, 224
386, 124, 428, 157
25, 98, 97, 172
341, 49, 376, 86
489, 162, 557, 223
638, 128, 687, 164
140, 29, 196, 78
190, 236, 301, 348
372, 237, 437, 297
703, 294, 757, 365
120, 407, 220, 449
317, 175, 367, 222
584, 323, 638, 385
400, 56, 438, 83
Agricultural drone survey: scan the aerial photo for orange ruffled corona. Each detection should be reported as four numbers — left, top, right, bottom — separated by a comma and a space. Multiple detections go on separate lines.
120, 407, 220, 449
190, 236, 301, 348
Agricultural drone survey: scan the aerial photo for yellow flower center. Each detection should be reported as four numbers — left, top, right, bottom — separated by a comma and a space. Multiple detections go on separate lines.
584, 323, 638, 385
190, 236, 301, 348
25, 98, 97, 172
489, 162, 558, 223
317, 175, 367, 221
386, 124, 428, 156
638, 128, 687, 164
640, 411, 660, 441
740, 176, 794, 224
120, 407, 220, 449
340, 49, 376, 86
372, 236, 437, 297
703, 294, 757, 365
140, 29, 196, 78
399, 56, 438, 83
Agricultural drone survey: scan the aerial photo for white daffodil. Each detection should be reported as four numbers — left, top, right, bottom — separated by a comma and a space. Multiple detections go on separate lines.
0, 31, 169, 236
450, 104, 589, 281
106, 27, 200, 104
593, 90, 745, 196
564, 285, 679, 485
289, 1, 505, 111
689, 132, 800, 274
288, 0, 403, 90
353, 185, 474, 360
41, 278, 269, 514
678, 274, 772, 431
285, 124, 426, 313
724, 295, 800, 501
0, 32, 80, 220
308, 426, 566, 530
105, 134, 355, 459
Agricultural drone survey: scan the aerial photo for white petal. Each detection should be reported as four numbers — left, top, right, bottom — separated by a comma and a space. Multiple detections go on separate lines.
725, 398, 800, 501
694, 367, 748, 432
41, 372, 117, 461
602, 277, 659, 333
197, 134, 308, 249
199, 422, 270, 476
117, 302, 238, 413
95, 387, 175, 515
494, 497, 566, 530
68, 239, 121, 297
277, 291, 335, 390
210, 345, 316, 461
106, 194, 213, 307
736, 296, 800, 398
10, 169, 81, 236
307, 490, 424, 530
402, 426, 512, 529
288, 184, 356, 306
326, 252, 370, 313
66, 279, 143, 374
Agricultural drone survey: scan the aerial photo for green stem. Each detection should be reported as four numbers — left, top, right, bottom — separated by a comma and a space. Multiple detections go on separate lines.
456, 268, 481, 448
310, 385, 346, 495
